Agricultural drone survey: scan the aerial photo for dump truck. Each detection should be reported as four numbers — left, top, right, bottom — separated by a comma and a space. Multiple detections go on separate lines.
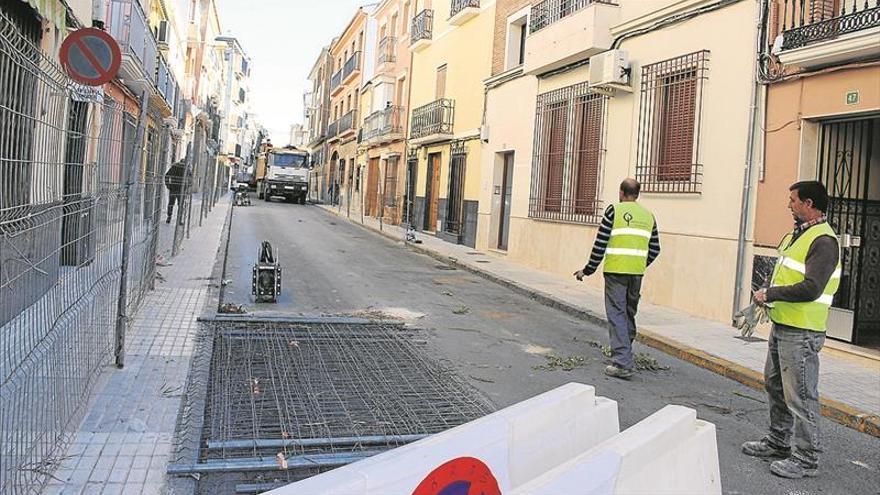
255, 146, 310, 204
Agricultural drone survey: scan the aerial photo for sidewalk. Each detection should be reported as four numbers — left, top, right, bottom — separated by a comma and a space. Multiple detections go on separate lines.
320, 205, 880, 437
43, 196, 230, 495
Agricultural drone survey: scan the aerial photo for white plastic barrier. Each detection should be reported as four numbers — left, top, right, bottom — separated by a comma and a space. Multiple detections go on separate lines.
511, 405, 722, 495
267, 382, 619, 495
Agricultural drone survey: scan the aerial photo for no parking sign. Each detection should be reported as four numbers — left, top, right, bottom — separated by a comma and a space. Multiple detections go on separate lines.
412, 457, 501, 495
59, 28, 121, 86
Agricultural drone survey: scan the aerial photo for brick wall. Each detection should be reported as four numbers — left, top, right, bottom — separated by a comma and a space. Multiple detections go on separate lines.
491, 0, 537, 76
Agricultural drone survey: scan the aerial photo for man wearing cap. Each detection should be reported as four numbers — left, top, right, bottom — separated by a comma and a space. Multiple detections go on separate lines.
742, 180, 841, 479
574, 178, 661, 379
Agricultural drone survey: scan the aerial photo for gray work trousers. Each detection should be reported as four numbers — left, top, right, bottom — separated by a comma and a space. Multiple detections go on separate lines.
603, 273, 643, 370
765, 323, 825, 466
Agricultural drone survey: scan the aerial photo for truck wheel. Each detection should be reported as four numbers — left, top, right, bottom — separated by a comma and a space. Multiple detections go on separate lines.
299, 195, 306, 205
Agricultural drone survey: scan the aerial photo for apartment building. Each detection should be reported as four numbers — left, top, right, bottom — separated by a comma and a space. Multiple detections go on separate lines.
305, 45, 334, 203
753, 0, 879, 347
408, 0, 496, 247
327, 6, 375, 215
217, 36, 253, 176
479, 0, 762, 323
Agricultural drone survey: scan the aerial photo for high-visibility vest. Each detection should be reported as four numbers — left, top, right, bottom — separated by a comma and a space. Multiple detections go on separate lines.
768, 222, 841, 332
604, 202, 655, 275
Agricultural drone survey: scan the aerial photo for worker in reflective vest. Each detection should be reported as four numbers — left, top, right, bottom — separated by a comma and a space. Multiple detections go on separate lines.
575, 178, 660, 380
743, 181, 841, 480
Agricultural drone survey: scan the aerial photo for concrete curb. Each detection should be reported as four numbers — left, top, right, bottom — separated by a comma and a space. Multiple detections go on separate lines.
319, 205, 880, 439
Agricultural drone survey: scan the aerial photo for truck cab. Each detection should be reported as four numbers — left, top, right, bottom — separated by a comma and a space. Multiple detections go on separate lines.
257, 147, 310, 204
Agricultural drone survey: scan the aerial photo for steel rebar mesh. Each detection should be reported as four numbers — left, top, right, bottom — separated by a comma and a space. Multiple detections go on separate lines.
201, 321, 492, 462
0, 7, 168, 492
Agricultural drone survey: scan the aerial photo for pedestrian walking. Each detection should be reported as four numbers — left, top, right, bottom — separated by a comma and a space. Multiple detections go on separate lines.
164, 160, 187, 224
574, 178, 660, 379
742, 181, 841, 479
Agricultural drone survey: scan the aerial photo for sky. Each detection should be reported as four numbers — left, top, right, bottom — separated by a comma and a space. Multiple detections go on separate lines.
215, 0, 369, 145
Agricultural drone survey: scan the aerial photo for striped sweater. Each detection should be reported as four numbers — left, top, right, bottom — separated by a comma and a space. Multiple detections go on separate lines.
584, 204, 661, 275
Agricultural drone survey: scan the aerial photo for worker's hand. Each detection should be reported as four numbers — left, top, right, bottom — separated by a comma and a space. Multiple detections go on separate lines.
574, 270, 586, 281
753, 288, 768, 306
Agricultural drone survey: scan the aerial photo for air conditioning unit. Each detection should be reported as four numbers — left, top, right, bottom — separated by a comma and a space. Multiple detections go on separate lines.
589, 50, 632, 94
156, 20, 170, 46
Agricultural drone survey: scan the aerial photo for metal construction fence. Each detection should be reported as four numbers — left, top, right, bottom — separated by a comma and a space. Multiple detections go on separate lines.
0, 9, 218, 493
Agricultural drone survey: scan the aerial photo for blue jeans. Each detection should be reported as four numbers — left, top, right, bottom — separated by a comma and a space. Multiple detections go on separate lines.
764, 323, 825, 466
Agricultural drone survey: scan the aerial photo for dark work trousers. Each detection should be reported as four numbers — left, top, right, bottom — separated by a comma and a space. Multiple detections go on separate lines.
167, 191, 181, 220
603, 273, 643, 370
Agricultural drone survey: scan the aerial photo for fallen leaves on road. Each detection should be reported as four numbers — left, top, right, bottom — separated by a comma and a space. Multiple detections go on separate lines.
533, 355, 586, 372
218, 303, 246, 314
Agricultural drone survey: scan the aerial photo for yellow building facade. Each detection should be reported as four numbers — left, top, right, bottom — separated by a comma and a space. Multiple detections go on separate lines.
407, 0, 495, 247
479, 0, 762, 323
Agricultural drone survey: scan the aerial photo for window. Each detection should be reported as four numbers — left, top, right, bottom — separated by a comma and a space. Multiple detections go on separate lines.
445, 141, 467, 234
384, 156, 399, 207
529, 82, 608, 224
505, 11, 529, 70
435, 64, 447, 99
391, 14, 398, 36
636, 50, 709, 193
403, 2, 410, 33
238, 88, 246, 103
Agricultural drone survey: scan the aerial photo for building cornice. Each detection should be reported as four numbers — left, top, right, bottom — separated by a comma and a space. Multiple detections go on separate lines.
610, 0, 743, 38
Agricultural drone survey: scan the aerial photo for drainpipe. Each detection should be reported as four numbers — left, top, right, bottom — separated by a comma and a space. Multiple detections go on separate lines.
732, 0, 767, 321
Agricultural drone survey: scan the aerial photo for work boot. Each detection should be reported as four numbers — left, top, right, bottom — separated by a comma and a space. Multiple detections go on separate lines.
604, 364, 633, 380
770, 457, 818, 479
741, 438, 790, 459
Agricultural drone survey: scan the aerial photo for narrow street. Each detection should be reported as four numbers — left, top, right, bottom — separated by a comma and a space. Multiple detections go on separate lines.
222, 200, 879, 495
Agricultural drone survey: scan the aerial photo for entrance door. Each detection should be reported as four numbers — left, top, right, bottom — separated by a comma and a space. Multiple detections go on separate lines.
817, 117, 879, 347
367, 157, 380, 217
404, 158, 417, 227
424, 152, 441, 232
498, 152, 514, 251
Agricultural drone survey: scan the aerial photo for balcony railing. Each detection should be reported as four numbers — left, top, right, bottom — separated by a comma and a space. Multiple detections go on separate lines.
450, 0, 480, 18
343, 51, 361, 81
530, 0, 617, 32
339, 109, 357, 135
157, 55, 179, 110
378, 37, 397, 65
330, 68, 342, 91
327, 119, 339, 139
411, 9, 434, 45
780, 0, 880, 50
363, 106, 404, 142
410, 98, 454, 139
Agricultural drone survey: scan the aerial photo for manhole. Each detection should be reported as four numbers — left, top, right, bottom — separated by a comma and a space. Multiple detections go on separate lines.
171, 318, 492, 494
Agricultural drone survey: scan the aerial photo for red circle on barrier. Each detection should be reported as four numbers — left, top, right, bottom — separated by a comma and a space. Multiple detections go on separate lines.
412, 457, 501, 495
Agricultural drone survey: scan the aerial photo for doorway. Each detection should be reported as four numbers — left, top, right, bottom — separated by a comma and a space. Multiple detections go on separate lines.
367, 157, 380, 217
404, 157, 417, 227
497, 152, 514, 251
424, 152, 441, 232
817, 117, 879, 348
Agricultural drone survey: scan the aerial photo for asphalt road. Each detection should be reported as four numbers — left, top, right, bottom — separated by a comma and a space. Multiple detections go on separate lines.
222, 199, 879, 495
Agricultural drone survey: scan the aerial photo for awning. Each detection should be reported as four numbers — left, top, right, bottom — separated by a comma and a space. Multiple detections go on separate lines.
21, 0, 66, 31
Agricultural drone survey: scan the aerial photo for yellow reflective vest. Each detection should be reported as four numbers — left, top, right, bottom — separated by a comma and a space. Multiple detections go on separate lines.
604, 202, 655, 275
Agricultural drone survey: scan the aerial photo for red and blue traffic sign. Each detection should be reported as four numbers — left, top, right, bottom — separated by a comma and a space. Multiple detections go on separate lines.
59, 28, 122, 86
412, 457, 501, 495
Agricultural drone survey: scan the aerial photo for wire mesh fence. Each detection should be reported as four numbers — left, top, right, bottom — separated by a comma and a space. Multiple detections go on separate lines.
0, 8, 204, 493
170, 319, 494, 494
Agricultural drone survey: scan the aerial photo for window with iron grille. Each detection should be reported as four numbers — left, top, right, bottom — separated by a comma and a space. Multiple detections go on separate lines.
445, 141, 467, 235
529, 82, 607, 224
384, 156, 399, 207
636, 50, 708, 193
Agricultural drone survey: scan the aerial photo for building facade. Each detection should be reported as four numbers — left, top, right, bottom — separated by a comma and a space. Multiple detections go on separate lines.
753, 0, 880, 346
305, 45, 334, 203
359, 0, 414, 225
408, 0, 496, 248
479, 0, 762, 323
217, 35, 253, 179
327, 6, 375, 215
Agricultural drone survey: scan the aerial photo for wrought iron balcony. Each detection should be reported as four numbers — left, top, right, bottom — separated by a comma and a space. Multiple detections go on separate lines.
330, 68, 342, 93
450, 0, 480, 19
530, 0, 617, 32
327, 119, 339, 139
363, 106, 404, 143
106, 0, 158, 84
780, 0, 880, 50
378, 37, 397, 66
156, 55, 179, 111
411, 10, 434, 46
410, 98, 455, 140
338, 109, 357, 136
342, 51, 361, 83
